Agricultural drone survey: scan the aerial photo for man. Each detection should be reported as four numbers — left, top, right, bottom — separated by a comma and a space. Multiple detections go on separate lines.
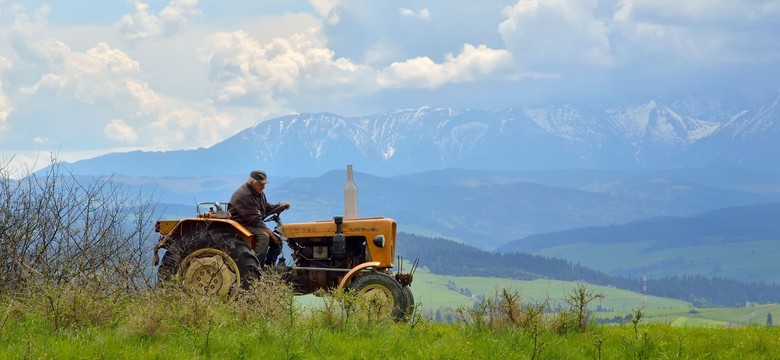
229, 170, 290, 267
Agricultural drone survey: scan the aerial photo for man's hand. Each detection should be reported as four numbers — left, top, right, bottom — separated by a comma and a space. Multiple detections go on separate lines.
263, 228, 281, 245
280, 202, 291, 210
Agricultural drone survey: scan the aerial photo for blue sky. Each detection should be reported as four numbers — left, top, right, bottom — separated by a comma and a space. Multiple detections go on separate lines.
1, 0, 779, 171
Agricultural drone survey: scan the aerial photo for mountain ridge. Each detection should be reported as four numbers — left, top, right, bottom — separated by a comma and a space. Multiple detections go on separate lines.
58, 94, 780, 178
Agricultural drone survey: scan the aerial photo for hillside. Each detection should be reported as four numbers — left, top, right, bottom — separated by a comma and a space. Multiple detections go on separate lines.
497, 203, 780, 282
134, 167, 780, 250
396, 233, 780, 307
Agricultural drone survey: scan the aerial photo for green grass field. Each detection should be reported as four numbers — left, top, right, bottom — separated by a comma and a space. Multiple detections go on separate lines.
407, 266, 688, 311
399, 266, 780, 328
3, 287, 780, 359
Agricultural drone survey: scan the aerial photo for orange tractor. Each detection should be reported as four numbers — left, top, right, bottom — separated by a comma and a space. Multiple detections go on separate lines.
152, 196, 416, 319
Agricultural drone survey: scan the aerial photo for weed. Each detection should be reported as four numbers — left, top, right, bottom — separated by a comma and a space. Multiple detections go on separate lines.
0, 300, 25, 337
631, 306, 645, 338
564, 282, 604, 332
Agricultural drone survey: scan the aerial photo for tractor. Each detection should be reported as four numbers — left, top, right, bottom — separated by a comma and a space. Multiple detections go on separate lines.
152, 200, 416, 319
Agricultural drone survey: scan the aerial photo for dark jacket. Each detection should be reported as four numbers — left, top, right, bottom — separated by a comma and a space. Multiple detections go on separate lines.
228, 183, 278, 230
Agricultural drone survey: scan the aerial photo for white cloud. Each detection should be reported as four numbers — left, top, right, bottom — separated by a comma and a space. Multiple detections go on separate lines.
16, 41, 142, 106
118, 0, 201, 43
499, 0, 613, 69
118, 0, 163, 42
309, 0, 341, 17
104, 118, 138, 144
159, 0, 201, 31
378, 44, 511, 89
400, 7, 430, 20
145, 104, 233, 148
0, 101, 9, 135
0, 45, 13, 137
2, 0, 780, 169
2, 4, 241, 153
200, 27, 374, 106
613, 0, 780, 64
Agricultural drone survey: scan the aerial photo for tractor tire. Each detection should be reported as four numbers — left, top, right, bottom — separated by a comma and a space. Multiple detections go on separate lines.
402, 286, 415, 318
349, 272, 408, 320
157, 230, 260, 298
156, 252, 177, 285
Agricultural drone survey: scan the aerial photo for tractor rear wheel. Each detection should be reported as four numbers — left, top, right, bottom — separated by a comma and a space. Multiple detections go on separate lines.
349, 272, 408, 320
157, 230, 260, 298
402, 286, 415, 318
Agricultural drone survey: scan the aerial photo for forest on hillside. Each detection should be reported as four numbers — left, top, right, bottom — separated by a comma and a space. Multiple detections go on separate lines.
397, 232, 780, 307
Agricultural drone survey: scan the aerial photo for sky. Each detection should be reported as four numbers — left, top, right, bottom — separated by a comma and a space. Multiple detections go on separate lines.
1, 0, 779, 172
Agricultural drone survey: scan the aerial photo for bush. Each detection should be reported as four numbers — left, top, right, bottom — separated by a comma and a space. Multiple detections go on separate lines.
0, 156, 158, 297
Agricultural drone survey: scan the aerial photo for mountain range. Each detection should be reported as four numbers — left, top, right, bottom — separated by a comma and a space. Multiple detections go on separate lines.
60, 93, 780, 178
45, 93, 780, 285
135, 167, 780, 251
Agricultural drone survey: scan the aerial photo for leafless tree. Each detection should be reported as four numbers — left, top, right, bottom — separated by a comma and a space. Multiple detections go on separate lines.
0, 154, 159, 296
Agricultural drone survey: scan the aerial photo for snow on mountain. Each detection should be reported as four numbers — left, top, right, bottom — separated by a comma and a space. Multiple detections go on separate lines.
607, 101, 721, 149
60, 93, 780, 177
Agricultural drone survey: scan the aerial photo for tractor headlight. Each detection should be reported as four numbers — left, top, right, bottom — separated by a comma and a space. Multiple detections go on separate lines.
372, 235, 385, 248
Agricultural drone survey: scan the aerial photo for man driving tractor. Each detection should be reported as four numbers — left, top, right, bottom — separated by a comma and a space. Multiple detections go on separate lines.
228, 170, 290, 267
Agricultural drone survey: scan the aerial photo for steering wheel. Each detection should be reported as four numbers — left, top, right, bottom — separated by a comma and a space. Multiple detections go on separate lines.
263, 203, 290, 222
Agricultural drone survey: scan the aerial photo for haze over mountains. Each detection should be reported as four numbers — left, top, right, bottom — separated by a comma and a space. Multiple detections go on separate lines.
60, 93, 780, 178
51, 94, 780, 285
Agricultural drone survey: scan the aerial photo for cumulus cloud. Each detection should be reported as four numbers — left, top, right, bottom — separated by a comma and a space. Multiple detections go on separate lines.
499, 0, 613, 69
118, 0, 201, 43
378, 44, 511, 88
3, 0, 780, 172
20, 42, 143, 105
146, 105, 233, 147
200, 27, 375, 106
104, 119, 139, 144
200, 22, 513, 109
2, 4, 240, 154
118, 0, 163, 42
159, 0, 201, 31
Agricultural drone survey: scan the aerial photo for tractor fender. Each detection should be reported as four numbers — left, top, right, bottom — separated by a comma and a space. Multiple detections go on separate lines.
337, 261, 382, 290
153, 218, 253, 266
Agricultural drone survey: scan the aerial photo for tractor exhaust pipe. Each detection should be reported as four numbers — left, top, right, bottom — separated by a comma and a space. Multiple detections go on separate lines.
344, 164, 358, 219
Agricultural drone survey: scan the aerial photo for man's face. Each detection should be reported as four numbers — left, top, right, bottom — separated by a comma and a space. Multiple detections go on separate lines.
251, 181, 266, 193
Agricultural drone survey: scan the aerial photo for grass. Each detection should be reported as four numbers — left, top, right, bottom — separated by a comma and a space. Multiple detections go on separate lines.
407, 265, 689, 312
3, 302, 780, 359
3, 269, 780, 359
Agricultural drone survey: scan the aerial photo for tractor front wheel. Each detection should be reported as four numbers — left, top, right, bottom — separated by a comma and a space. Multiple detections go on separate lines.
349, 272, 409, 320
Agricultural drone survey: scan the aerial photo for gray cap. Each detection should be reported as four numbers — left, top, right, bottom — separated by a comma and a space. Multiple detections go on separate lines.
250, 170, 268, 183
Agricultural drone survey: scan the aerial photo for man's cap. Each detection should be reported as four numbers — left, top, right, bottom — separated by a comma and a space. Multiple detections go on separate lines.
250, 170, 269, 183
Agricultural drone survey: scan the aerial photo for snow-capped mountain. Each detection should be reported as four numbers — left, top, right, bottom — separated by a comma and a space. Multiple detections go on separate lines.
62, 93, 780, 177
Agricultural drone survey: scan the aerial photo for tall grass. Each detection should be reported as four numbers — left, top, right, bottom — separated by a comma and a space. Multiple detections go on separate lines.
2, 279, 780, 359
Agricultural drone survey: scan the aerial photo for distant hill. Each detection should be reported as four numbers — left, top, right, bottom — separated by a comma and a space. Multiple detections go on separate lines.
497, 203, 780, 282
57, 94, 780, 178
118, 167, 780, 250
396, 232, 780, 307
498, 203, 780, 251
